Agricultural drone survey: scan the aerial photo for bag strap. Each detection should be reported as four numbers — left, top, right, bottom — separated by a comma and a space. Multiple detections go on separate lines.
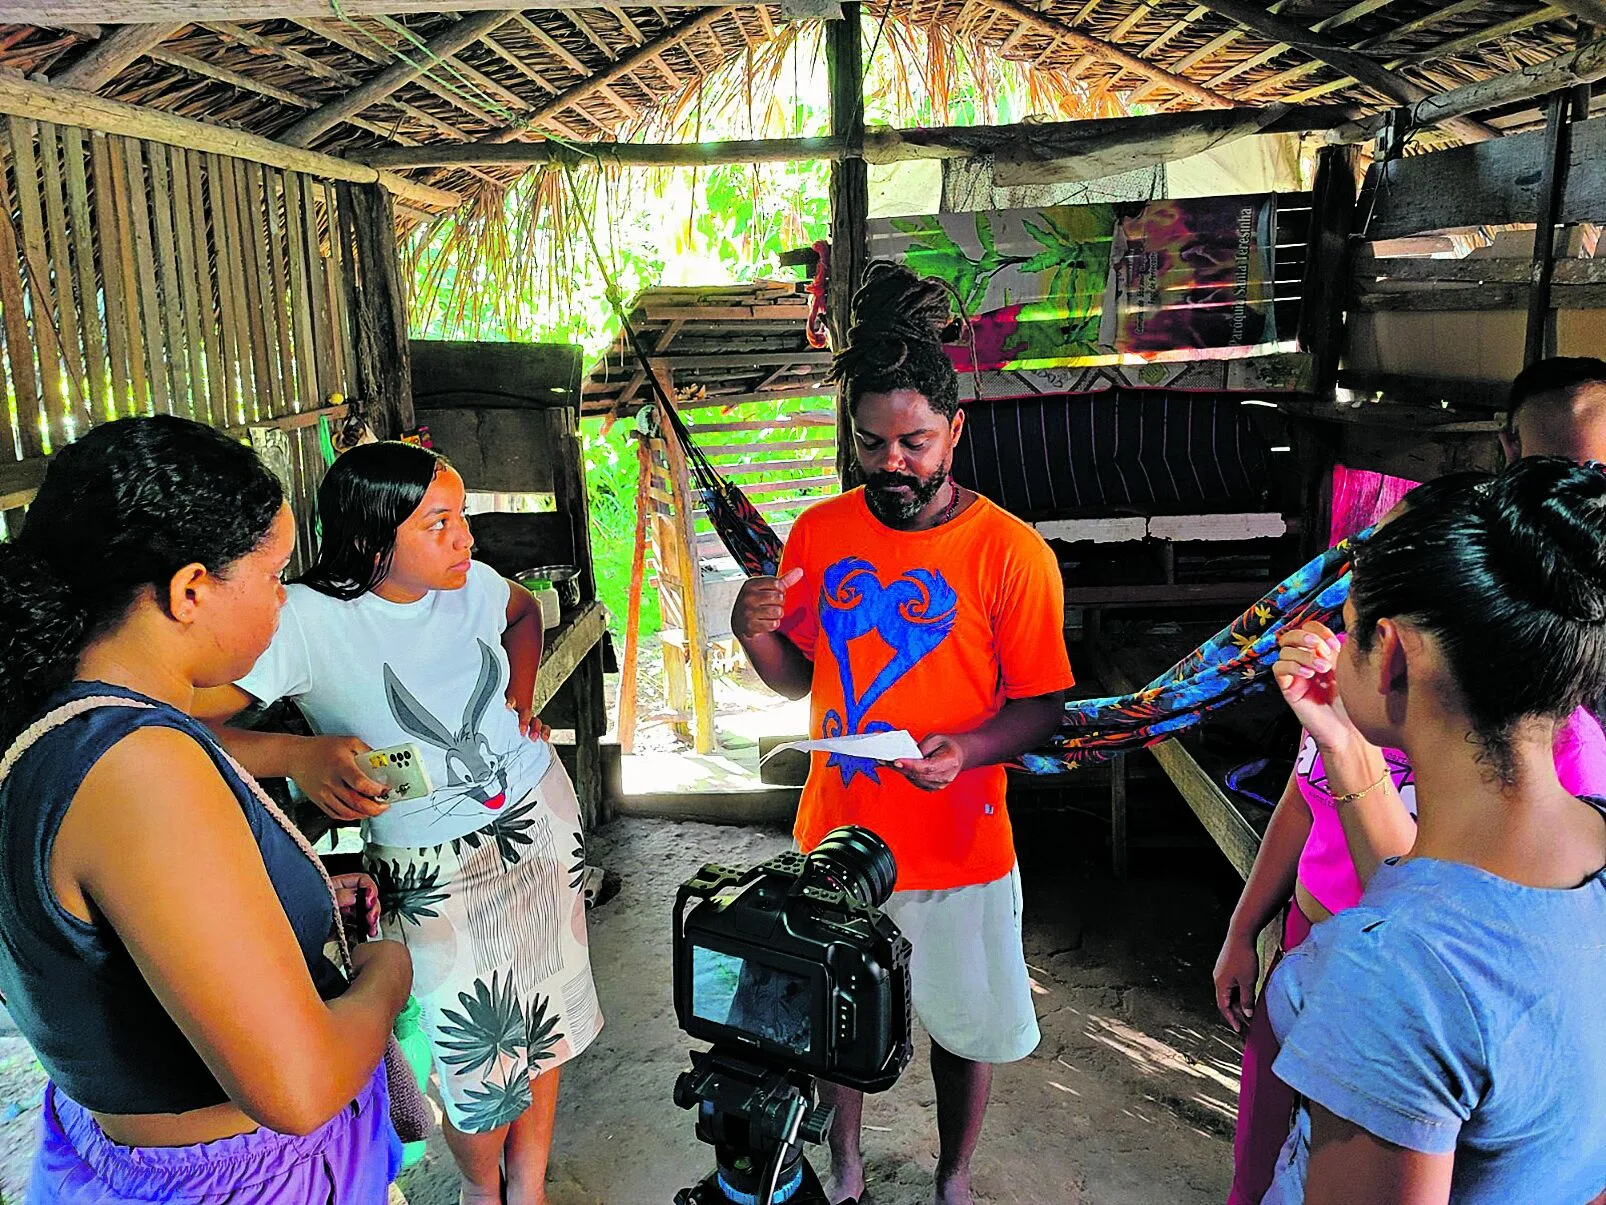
0, 697, 355, 976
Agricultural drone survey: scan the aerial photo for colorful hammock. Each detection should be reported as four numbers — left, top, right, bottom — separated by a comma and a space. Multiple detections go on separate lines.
1020, 530, 1368, 774
563, 162, 785, 579
654, 396, 784, 578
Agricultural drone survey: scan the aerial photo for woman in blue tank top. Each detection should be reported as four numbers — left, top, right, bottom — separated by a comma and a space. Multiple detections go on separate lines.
0, 416, 413, 1203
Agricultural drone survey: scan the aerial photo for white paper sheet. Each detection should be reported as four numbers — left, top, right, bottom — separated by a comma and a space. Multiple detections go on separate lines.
761, 729, 923, 764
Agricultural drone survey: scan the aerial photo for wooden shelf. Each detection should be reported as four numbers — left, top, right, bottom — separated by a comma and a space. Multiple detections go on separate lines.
532, 600, 608, 716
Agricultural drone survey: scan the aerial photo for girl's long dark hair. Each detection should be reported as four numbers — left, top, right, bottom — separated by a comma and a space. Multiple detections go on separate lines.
0, 416, 283, 746
1351, 456, 1606, 779
299, 441, 445, 600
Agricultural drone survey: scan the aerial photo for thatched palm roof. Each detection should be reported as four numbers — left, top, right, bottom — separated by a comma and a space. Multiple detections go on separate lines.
0, 2, 1590, 229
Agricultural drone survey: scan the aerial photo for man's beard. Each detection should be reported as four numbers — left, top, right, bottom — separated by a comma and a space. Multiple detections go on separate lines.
865, 467, 948, 524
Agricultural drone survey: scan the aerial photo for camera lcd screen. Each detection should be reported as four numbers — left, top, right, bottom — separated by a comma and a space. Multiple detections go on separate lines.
691, 945, 813, 1056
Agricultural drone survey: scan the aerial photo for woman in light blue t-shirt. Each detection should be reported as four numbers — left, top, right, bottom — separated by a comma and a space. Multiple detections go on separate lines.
1264, 457, 1606, 1205
202, 442, 601, 1205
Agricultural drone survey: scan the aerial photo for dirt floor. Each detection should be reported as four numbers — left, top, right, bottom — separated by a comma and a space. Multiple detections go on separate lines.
0, 806, 1244, 1205
407, 805, 1243, 1205
0, 647, 1248, 1204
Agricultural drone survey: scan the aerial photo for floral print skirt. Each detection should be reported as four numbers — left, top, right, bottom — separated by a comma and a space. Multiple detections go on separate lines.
366, 759, 603, 1134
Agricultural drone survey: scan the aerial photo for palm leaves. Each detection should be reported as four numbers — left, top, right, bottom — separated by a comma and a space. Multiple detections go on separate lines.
569, 833, 587, 891
526, 993, 565, 1066
372, 858, 450, 926
455, 1072, 533, 1134
440, 983, 567, 1132
437, 972, 527, 1077
452, 795, 541, 866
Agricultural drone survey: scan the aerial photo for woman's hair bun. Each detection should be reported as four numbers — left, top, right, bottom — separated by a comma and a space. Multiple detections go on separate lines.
1479, 456, 1606, 623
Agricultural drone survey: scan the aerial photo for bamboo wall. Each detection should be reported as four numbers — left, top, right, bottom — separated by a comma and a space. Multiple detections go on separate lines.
0, 118, 378, 565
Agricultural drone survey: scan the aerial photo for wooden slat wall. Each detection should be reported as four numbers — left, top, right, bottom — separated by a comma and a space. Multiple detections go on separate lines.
0, 121, 369, 563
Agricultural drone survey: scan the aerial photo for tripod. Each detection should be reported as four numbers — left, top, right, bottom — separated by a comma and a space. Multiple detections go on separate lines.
673, 1047, 835, 1205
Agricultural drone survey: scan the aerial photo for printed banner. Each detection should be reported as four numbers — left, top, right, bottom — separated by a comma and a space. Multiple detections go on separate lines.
869, 194, 1281, 372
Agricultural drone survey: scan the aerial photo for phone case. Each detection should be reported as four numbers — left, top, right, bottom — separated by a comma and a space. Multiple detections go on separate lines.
362, 743, 433, 800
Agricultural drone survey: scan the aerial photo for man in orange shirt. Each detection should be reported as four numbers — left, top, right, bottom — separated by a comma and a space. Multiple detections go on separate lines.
733, 263, 1074, 1205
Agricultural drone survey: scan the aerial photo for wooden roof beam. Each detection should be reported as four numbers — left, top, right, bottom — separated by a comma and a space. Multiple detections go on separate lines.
148, 45, 317, 108
1201, 40, 1289, 90
980, 0, 1234, 107
1311, 0, 1404, 33
481, 30, 561, 95
489, 7, 738, 144
511, 14, 593, 78
1142, 6, 1209, 58
5, 2, 729, 17
1336, 31, 1606, 138
358, 104, 1361, 169
198, 21, 362, 87
53, 22, 183, 91
1404, 4, 1571, 60
278, 9, 520, 147
1186, 0, 1498, 137
564, 9, 618, 60
610, 7, 646, 45
1253, 1, 1573, 101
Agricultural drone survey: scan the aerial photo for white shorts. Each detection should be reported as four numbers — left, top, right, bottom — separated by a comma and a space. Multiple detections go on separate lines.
882, 864, 1039, 1064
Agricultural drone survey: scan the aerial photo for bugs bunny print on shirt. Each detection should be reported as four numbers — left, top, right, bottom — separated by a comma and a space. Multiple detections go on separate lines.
384, 638, 531, 824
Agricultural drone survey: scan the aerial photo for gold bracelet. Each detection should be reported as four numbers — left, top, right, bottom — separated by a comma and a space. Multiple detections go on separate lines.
1332, 770, 1391, 805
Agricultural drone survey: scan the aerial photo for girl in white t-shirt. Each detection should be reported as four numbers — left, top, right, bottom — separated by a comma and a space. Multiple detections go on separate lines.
201, 442, 601, 1205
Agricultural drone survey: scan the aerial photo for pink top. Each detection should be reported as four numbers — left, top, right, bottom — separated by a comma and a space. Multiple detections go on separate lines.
1294, 707, 1606, 914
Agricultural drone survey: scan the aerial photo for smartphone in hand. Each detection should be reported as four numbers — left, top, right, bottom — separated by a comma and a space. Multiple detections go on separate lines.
361, 743, 433, 801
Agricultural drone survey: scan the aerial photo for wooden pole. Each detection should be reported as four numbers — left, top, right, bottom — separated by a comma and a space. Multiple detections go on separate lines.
1337, 36, 1606, 141
1301, 143, 1362, 400
358, 104, 1361, 170
654, 385, 718, 756
618, 432, 652, 755
827, 1, 867, 490
1526, 93, 1574, 366
1297, 143, 1359, 560
341, 182, 415, 438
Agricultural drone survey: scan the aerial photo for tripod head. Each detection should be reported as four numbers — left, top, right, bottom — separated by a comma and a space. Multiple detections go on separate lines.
673, 1047, 834, 1205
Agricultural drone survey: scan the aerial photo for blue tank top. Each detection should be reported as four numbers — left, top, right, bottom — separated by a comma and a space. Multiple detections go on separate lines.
0, 681, 347, 1115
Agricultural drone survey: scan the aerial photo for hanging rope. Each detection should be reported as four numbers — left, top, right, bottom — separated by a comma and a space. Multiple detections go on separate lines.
561, 164, 785, 577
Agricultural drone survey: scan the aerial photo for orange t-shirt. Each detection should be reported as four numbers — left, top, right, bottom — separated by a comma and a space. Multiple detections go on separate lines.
777, 489, 1075, 891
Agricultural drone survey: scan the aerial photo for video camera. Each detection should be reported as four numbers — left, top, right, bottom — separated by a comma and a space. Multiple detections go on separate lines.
671, 826, 912, 1205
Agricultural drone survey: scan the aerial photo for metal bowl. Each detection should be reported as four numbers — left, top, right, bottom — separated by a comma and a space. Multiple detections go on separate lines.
518, 565, 582, 609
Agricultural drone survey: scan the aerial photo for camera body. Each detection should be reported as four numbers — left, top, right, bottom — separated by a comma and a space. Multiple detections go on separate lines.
672, 839, 912, 1094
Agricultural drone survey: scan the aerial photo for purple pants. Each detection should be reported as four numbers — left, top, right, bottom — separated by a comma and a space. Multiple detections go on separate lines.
1227, 904, 1313, 1205
26, 1065, 400, 1204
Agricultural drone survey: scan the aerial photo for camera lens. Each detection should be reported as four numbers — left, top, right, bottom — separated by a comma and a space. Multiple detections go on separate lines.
802, 826, 897, 907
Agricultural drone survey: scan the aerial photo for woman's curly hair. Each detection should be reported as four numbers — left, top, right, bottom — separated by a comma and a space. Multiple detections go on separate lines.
0, 416, 283, 745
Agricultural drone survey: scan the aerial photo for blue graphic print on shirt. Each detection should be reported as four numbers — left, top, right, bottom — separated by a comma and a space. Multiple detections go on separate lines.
817, 556, 958, 784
